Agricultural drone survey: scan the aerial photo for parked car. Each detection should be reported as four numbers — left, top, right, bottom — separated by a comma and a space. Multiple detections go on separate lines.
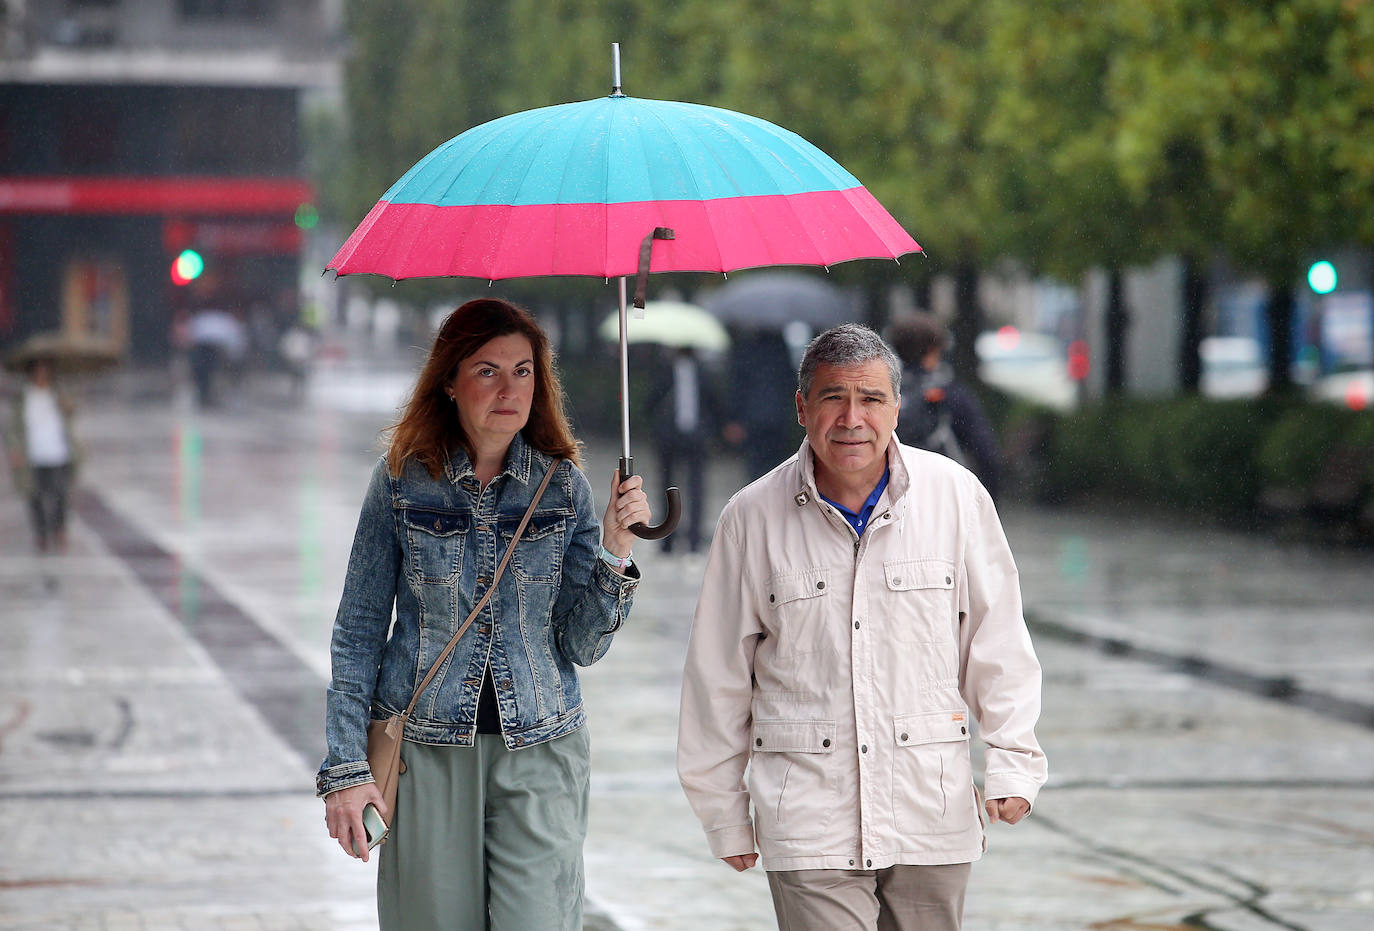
974, 328, 1077, 411
1310, 368, 1373, 411
1200, 336, 1267, 398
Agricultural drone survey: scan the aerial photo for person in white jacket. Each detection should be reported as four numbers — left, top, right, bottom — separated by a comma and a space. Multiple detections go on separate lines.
677, 324, 1047, 931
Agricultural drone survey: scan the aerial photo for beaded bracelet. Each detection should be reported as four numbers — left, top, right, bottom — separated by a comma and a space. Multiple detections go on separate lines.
599, 545, 633, 571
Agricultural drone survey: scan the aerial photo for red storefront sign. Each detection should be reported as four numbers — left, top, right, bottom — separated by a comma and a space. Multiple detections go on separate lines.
0, 177, 313, 215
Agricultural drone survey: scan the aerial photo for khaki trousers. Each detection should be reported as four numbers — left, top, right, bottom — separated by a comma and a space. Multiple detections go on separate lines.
767, 863, 973, 931
376, 729, 590, 931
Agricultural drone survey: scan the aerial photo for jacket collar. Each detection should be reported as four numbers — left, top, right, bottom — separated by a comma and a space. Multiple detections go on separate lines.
795, 436, 910, 516
444, 432, 536, 486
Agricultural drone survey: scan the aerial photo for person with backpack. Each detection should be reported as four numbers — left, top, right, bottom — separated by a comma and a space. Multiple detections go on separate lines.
888, 314, 1001, 500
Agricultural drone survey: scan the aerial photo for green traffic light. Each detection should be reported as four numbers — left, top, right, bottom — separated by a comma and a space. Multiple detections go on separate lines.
175, 249, 204, 282
295, 203, 320, 230
1308, 261, 1337, 295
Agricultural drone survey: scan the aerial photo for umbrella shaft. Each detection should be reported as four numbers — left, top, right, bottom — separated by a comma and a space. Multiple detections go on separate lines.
618, 277, 631, 462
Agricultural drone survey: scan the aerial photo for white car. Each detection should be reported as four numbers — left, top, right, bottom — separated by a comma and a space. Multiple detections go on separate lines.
974, 328, 1077, 411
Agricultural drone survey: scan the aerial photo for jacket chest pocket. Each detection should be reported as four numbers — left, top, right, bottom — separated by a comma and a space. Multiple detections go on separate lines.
500, 512, 568, 584
891, 709, 975, 836
884, 558, 956, 643
764, 568, 833, 657
402, 507, 469, 584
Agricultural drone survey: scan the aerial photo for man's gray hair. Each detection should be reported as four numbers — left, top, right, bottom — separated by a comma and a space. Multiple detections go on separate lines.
798, 323, 902, 399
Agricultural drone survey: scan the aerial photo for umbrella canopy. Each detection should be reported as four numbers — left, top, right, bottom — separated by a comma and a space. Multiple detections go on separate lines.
596, 301, 729, 352
327, 94, 919, 282
705, 271, 856, 330
3, 331, 121, 376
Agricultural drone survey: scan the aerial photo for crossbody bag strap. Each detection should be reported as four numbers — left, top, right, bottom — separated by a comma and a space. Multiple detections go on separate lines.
397, 458, 563, 721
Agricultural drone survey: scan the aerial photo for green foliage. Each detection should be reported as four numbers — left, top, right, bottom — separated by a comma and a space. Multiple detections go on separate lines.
321, 0, 1374, 313
1041, 397, 1372, 537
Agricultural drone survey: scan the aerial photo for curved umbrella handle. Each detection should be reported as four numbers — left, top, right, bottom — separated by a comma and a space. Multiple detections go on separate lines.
618, 456, 681, 541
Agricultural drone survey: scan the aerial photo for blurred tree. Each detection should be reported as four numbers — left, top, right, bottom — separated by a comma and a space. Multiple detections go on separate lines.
1107, 0, 1374, 394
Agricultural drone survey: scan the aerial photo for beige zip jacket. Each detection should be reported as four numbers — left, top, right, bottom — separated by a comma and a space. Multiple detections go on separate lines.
677, 438, 1046, 871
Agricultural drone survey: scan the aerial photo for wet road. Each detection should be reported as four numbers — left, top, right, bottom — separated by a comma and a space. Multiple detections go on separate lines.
2, 362, 1373, 929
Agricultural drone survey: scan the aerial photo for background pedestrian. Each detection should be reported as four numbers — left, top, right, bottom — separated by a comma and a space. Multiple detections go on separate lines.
646, 346, 722, 553
889, 313, 1002, 500
4, 359, 78, 554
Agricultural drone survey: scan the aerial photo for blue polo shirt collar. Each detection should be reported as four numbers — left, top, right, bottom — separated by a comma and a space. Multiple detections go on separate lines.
819, 465, 890, 537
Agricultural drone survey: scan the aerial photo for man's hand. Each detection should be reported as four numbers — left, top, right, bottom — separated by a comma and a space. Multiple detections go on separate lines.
721, 853, 759, 872
985, 796, 1031, 825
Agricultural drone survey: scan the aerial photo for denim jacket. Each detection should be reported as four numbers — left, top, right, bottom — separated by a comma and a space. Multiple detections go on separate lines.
316, 434, 639, 796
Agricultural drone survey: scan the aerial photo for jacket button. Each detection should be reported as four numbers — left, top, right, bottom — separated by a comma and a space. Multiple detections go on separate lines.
961, 726, 967, 735
849, 859, 855, 866
822, 738, 831, 748
816, 581, 825, 590
477, 576, 491, 585
892, 577, 902, 586
513, 736, 523, 746
769, 594, 775, 603
860, 744, 868, 753
755, 737, 763, 747
945, 576, 952, 585
854, 621, 860, 630
500, 680, 513, 690
433, 519, 442, 530
866, 859, 873, 868
900, 733, 909, 742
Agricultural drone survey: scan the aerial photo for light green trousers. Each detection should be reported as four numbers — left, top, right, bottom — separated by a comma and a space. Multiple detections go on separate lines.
377, 728, 591, 931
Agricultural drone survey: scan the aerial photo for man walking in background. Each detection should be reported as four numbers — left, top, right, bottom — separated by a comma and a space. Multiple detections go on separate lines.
677, 324, 1046, 930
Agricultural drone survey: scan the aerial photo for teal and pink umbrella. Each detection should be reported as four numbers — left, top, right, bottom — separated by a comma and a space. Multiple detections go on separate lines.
327, 49, 920, 538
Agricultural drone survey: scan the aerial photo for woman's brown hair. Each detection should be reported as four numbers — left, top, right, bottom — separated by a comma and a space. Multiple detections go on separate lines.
385, 298, 581, 477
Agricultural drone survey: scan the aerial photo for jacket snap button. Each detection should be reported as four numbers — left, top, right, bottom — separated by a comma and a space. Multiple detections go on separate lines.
893, 577, 902, 586
866, 859, 872, 868
900, 733, 909, 742
860, 744, 868, 753
822, 738, 831, 748
769, 594, 775, 603
945, 576, 952, 585
433, 519, 442, 530
849, 859, 855, 866
755, 737, 763, 747
854, 621, 860, 629
816, 581, 825, 590
961, 726, 967, 735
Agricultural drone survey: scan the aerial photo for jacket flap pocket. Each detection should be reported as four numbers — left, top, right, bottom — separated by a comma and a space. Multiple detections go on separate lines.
753, 720, 837, 753
403, 507, 468, 537
893, 709, 969, 747
767, 569, 832, 608
885, 558, 955, 592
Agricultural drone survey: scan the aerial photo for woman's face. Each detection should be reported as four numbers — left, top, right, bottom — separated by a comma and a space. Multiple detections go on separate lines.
446, 333, 536, 452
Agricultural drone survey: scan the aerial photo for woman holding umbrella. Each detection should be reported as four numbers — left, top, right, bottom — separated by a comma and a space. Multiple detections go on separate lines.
4, 357, 79, 554
317, 298, 650, 930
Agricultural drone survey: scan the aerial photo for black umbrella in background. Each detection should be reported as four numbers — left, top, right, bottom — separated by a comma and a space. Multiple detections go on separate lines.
703, 270, 860, 330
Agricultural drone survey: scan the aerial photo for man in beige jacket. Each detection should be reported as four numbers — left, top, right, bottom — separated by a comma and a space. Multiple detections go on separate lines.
677, 324, 1046, 930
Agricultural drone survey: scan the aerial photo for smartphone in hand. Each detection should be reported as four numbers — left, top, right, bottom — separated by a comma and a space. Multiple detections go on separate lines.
352, 802, 389, 856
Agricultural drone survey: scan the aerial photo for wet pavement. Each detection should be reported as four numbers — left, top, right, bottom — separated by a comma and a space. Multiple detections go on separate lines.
2, 360, 1373, 930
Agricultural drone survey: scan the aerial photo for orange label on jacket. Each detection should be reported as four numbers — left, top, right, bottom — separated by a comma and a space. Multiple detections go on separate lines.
951, 713, 966, 723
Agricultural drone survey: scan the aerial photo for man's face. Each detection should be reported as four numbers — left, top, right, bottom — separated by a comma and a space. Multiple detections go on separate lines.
796, 359, 899, 483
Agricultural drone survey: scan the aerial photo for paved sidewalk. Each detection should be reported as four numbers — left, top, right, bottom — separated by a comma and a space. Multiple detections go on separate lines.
3, 367, 1374, 929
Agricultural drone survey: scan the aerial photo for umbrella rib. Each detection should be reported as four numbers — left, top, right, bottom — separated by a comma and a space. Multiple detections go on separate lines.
640, 102, 724, 272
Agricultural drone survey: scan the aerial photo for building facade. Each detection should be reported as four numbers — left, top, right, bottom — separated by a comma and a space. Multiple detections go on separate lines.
0, 0, 340, 363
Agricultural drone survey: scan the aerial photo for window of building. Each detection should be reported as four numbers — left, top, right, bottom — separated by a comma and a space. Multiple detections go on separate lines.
60, 103, 119, 171
178, 0, 271, 21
